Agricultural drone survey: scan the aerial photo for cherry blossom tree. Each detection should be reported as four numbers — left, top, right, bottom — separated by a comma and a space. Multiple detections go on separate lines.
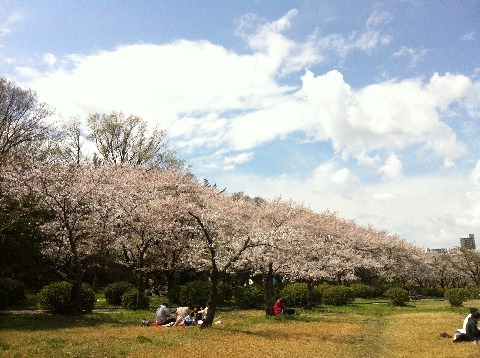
443, 248, 480, 287
3, 162, 119, 313
105, 166, 196, 302
187, 184, 258, 326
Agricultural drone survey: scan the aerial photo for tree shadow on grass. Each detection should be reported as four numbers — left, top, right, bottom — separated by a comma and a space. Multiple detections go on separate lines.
0, 310, 141, 332
220, 325, 366, 345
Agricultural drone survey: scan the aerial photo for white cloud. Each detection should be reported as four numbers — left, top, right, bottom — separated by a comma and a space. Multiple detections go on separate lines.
224, 152, 254, 165
378, 153, 403, 179
366, 10, 393, 28
318, 10, 392, 58
299, 70, 471, 165
393, 46, 427, 67
461, 32, 475, 42
456, 161, 480, 228
0, 11, 22, 36
18, 19, 476, 179
43, 53, 57, 67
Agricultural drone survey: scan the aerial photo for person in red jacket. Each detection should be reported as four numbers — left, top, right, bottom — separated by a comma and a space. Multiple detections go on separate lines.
273, 298, 296, 315
273, 298, 285, 315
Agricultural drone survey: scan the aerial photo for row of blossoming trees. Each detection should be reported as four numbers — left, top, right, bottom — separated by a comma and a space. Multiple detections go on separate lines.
0, 159, 448, 324
1, 77, 480, 326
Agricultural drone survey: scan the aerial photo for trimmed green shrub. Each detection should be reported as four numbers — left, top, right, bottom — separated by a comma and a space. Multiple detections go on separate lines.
39, 281, 72, 313
419, 286, 444, 298
350, 283, 381, 299
444, 288, 469, 307
234, 283, 263, 308
39, 281, 96, 314
218, 281, 233, 303
281, 283, 309, 307
166, 285, 181, 304
179, 281, 232, 307
81, 284, 96, 313
384, 287, 410, 306
467, 287, 480, 300
104, 281, 135, 305
121, 289, 149, 310
0, 278, 25, 308
322, 286, 355, 306
316, 283, 332, 295
180, 281, 209, 307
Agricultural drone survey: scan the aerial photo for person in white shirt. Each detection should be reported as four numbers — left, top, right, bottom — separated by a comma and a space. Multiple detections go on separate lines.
457, 307, 478, 334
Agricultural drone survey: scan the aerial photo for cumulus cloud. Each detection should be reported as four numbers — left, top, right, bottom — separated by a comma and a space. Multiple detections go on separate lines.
10, 9, 480, 192
378, 153, 403, 179
299, 70, 471, 166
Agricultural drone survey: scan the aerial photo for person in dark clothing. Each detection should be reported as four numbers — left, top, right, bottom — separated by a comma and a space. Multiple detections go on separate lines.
466, 311, 480, 342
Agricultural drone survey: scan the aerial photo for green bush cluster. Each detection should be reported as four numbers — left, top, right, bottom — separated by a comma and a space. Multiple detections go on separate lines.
234, 283, 263, 308
466, 287, 480, 300
280, 283, 322, 307
38, 281, 96, 314
121, 289, 149, 310
81, 284, 96, 313
384, 287, 410, 306
166, 285, 181, 304
322, 286, 355, 306
280, 283, 309, 307
180, 281, 209, 307
315, 283, 332, 295
350, 283, 381, 299
419, 286, 444, 298
444, 288, 469, 307
0, 278, 25, 309
178, 281, 232, 307
218, 281, 233, 302
104, 281, 135, 305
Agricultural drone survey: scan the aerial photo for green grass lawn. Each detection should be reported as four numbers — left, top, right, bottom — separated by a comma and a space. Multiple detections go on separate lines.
1, 297, 480, 357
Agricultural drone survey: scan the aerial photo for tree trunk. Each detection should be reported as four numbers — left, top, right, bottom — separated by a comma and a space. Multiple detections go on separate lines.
202, 265, 219, 328
305, 279, 315, 309
263, 263, 274, 316
71, 248, 84, 315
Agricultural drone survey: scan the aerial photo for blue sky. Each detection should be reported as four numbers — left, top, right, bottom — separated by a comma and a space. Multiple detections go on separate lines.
1, 0, 479, 248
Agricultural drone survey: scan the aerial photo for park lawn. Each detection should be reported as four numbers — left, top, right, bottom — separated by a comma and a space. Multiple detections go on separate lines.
1, 299, 480, 357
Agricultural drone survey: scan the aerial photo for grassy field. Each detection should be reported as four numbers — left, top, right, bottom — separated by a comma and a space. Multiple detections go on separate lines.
1, 297, 480, 357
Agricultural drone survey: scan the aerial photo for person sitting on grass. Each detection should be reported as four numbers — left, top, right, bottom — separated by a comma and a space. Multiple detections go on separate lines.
153, 302, 176, 326
273, 298, 295, 315
457, 307, 478, 334
466, 311, 480, 343
192, 306, 202, 322
174, 304, 191, 326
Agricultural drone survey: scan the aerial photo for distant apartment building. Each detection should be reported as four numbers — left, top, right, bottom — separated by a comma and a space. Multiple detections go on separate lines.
460, 234, 476, 250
